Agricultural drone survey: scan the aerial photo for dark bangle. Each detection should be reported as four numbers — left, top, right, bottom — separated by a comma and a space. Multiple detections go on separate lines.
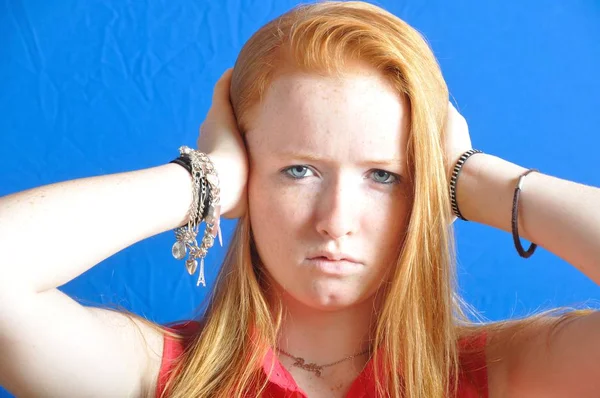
170, 154, 205, 224
512, 168, 539, 258
169, 154, 192, 175
450, 149, 483, 221
202, 183, 212, 220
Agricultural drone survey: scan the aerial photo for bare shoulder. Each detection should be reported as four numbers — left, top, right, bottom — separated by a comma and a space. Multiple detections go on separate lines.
86, 306, 165, 397
0, 287, 165, 397
485, 310, 600, 398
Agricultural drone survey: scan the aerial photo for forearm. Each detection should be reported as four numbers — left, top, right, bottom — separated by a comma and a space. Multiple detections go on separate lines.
0, 163, 193, 294
457, 153, 600, 284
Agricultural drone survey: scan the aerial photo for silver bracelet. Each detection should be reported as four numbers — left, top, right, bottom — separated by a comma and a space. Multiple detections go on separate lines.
171, 146, 221, 287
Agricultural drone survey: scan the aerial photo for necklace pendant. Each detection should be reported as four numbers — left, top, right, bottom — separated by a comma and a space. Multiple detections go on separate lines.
292, 358, 323, 377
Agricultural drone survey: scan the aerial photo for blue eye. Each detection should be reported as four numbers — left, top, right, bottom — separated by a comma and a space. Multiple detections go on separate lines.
284, 165, 314, 179
371, 170, 398, 184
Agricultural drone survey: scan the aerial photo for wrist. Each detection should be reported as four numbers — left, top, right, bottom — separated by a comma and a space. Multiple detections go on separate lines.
206, 151, 246, 219
164, 162, 196, 228
456, 153, 526, 230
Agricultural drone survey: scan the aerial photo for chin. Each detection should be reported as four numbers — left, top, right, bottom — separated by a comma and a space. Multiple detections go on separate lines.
286, 281, 375, 312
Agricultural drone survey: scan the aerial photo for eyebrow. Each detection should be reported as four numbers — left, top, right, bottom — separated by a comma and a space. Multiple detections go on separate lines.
276, 151, 405, 168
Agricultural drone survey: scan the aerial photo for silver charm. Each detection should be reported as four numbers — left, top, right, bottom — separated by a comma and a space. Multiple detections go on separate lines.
196, 257, 206, 287
172, 241, 187, 260
203, 234, 214, 248
185, 258, 198, 275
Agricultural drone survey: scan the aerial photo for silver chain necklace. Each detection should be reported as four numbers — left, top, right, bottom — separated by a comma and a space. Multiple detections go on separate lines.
275, 347, 371, 377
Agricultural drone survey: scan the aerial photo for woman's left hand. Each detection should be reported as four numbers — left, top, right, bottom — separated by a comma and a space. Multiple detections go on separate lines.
444, 102, 474, 172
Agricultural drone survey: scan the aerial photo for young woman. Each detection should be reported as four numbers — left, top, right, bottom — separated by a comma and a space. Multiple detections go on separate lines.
1, 2, 599, 397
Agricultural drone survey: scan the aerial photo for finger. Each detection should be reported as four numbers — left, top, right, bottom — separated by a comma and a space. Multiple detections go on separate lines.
212, 68, 234, 104
447, 101, 459, 120
448, 101, 467, 124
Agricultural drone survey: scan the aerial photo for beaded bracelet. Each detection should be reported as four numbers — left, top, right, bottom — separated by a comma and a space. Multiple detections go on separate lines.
449, 149, 483, 221
450, 149, 539, 259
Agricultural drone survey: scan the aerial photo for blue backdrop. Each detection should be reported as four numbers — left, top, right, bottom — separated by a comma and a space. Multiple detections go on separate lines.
1, 1, 599, 396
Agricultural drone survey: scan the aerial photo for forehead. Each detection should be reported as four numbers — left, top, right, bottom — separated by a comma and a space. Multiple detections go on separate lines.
246, 67, 410, 163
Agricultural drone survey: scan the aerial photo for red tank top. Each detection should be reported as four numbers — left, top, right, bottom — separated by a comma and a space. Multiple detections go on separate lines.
157, 321, 488, 398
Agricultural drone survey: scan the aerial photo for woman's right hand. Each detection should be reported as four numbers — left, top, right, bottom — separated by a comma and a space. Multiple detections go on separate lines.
197, 69, 248, 219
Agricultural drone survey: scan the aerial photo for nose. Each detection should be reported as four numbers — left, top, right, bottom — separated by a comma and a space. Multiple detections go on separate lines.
315, 176, 360, 240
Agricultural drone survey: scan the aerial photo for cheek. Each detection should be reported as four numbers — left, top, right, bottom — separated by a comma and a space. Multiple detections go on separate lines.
248, 170, 314, 223
368, 190, 412, 257
248, 173, 311, 256
248, 173, 321, 287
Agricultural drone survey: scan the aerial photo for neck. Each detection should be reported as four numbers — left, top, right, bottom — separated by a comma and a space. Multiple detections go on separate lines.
272, 292, 378, 365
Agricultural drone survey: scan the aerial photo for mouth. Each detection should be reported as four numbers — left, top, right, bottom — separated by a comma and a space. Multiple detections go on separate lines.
305, 256, 362, 275
308, 251, 361, 263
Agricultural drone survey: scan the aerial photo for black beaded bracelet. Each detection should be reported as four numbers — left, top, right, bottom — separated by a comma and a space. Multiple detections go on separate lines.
449, 149, 483, 221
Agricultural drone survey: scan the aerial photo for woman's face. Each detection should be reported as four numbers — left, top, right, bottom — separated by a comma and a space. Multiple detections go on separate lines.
246, 64, 412, 311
